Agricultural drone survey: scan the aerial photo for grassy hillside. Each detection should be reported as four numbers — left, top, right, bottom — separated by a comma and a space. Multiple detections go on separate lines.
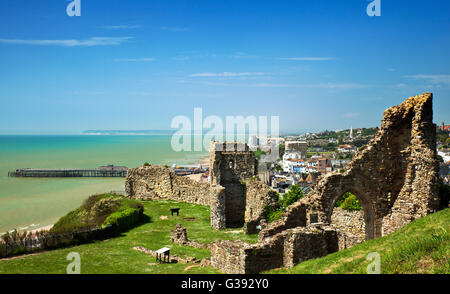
267, 208, 449, 274
50, 193, 144, 233
0, 200, 257, 274
0, 200, 447, 274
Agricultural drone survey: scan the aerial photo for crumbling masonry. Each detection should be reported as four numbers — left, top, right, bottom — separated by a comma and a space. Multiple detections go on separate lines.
210, 93, 441, 273
125, 142, 276, 231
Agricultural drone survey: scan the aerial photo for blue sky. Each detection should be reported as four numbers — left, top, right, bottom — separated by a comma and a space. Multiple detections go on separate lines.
0, 0, 449, 134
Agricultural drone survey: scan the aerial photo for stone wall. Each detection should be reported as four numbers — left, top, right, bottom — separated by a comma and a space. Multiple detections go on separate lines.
125, 165, 212, 206
244, 178, 279, 234
210, 240, 247, 274
210, 225, 339, 274
210, 142, 258, 227
126, 143, 271, 231
260, 93, 440, 241
330, 207, 365, 248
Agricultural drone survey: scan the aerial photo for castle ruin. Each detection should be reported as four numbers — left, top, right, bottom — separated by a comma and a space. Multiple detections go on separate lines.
210, 93, 441, 273
126, 93, 441, 274
125, 142, 276, 231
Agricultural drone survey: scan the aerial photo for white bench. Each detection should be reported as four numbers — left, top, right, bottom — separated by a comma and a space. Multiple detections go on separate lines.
155, 247, 170, 263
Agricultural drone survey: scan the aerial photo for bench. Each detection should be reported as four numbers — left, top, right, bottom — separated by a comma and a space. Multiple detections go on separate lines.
155, 247, 170, 263
170, 208, 180, 216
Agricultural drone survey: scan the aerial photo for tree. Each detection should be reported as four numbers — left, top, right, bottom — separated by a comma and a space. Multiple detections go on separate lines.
279, 185, 304, 209
254, 148, 267, 160
278, 144, 285, 160
335, 192, 362, 210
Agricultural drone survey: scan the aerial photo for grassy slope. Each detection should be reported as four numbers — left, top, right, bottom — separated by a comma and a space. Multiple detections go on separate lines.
1, 201, 448, 274
267, 208, 449, 274
0, 200, 257, 274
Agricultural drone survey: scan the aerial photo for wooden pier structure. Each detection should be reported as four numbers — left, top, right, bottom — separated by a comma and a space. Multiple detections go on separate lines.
8, 165, 128, 178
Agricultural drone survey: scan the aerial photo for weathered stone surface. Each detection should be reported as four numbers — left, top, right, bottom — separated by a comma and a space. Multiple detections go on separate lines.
211, 93, 442, 273
210, 142, 258, 227
171, 224, 210, 249
210, 225, 338, 273
210, 185, 226, 230
260, 93, 440, 241
126, 143, 270, 231
171, 224, 188, 245
330, 207, 365, 248
244, 178, 279, 234
125, 165, 211, 206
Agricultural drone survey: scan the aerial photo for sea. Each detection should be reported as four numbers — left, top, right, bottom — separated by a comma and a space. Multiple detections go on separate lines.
0, 135, 207, 233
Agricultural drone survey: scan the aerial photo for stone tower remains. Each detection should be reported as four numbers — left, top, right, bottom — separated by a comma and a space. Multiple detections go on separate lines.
209, 142, 258, 228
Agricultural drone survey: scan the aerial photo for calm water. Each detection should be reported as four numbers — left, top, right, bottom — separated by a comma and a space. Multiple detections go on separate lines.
0, 135, 207, 233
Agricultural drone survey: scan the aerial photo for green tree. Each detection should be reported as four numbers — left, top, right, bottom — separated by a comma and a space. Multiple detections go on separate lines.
279, 185, 304, 209
278, 144, 285, 160
254, 148, 267, 160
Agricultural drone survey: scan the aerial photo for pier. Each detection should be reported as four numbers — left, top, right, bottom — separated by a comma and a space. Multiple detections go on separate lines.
8, 165, 128, 178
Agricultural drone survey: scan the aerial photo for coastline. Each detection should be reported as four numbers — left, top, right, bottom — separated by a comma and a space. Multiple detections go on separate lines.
2, 153, 209, 236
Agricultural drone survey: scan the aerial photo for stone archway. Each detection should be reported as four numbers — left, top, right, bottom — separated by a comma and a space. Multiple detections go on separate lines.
260, 93, 440, 241
311, 176, 379, 240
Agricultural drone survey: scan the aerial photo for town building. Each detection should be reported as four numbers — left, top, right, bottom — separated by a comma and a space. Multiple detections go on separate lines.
285, 141, 308, 158
338, 144, 356, 153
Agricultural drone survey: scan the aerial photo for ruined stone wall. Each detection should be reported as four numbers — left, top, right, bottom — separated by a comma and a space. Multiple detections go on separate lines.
260, 93, 440, 241
210, 142, 258, 227
210, 225, 339, 274
283, 226, 338, 268
209, 185, 226, 230
210, 240, 246, 274
125, 165, 212, 206
330, 207, 365, 247
244, 178, 279, 234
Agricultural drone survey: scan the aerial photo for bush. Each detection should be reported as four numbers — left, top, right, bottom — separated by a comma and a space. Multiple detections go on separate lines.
51, 194, 144, 234
104, 206, 144, 232
341, 194, 362, 210
144, 162, 150, 166
279, 185, 304, 208
254, 149, 267, 160
263, 206, 284, 223
264, 185, 304, 223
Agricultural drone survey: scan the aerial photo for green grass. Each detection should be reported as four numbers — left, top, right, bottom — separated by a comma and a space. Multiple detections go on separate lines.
51, 193, 143, 233
0, 200, 257, 274
265, 208, 450, 274
1, 201, 448, 274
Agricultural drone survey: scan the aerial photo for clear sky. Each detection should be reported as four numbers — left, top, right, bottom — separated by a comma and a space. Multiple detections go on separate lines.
0, 0, 449, 134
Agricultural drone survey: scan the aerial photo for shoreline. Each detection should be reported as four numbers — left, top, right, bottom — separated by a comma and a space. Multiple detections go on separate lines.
1, 224, 54, 238
2, 155, 209, 236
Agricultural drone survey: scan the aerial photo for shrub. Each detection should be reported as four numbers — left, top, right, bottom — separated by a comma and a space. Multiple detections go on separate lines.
103, 206, 144, 232
143, 162, 150, 166
341, 194, 362, 210
264, 186, 304, 223
263, 206, 284, 222
279, 185, 303, 208
51, 194, 144, 234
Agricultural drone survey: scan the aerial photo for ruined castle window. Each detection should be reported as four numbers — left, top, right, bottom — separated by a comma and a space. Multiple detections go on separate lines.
229, 160, 234, 169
